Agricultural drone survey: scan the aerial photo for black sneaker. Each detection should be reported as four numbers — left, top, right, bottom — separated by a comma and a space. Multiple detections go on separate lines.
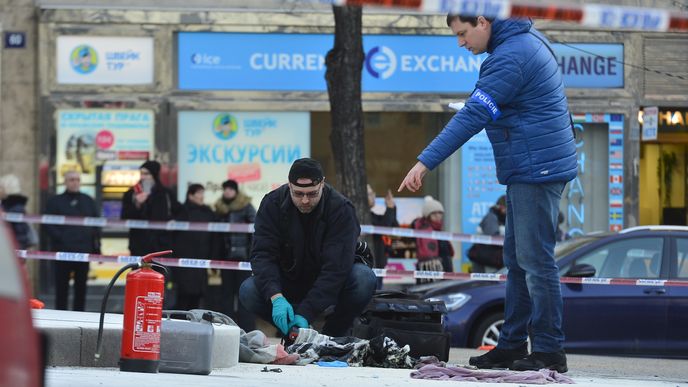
468, 343, 528, 369
511, 350, 568, 373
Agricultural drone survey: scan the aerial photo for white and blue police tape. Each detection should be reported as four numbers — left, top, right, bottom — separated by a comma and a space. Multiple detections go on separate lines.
2, 212, 504, 245
321, 0, 688, 32
16, 250, 688, 287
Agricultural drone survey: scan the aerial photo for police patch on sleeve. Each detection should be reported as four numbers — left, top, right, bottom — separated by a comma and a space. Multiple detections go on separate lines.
470, 88, 501, 121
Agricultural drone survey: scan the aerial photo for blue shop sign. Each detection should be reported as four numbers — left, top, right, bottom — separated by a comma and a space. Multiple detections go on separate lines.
178, 32, 485, 93
177, 33, 624, 92
553, 43, 624, 88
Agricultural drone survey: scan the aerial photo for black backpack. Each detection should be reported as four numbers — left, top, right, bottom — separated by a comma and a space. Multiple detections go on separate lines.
352, 291, 451, 361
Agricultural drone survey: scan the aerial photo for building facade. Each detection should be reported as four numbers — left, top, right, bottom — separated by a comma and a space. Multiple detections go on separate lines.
1, 1, 686, 270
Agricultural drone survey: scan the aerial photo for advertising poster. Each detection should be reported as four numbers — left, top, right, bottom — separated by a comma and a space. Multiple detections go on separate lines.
565, 113, 624, 235
57, 36, 154, 85
56, 109, 155, 185
641, 106, 659, 141
177, 111, 310, 209
460, 130, 506, 264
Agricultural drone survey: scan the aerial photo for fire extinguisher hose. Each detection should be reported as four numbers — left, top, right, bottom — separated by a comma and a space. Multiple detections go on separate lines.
94, 262, 139, 362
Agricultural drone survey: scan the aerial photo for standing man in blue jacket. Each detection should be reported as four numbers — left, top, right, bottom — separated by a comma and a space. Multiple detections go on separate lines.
399, 15, 577, 373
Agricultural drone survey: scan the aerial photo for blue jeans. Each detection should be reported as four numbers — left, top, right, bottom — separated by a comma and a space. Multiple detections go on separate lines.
239, 263, 377, 337
497, 182, 566, 353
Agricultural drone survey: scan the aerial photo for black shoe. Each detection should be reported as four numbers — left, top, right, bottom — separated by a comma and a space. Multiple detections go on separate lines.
511, 350, 568, 373
468, 343, 528, 369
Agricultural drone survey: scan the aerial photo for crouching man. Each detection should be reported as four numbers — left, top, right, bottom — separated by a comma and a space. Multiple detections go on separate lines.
239, 158, 377, 337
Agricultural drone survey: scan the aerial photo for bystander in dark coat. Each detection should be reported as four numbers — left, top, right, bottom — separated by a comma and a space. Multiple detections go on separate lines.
172, 184, 216, 310
45, 171, 99, 311
213, 179, 256, 330
121, 160, 180, 256
0, 174, 38, 250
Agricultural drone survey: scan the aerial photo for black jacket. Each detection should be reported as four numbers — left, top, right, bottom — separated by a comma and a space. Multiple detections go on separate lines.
172, 200, 216, 295
250, 184, 360, 322
121, 183, 181, 256
370, 206, 398, 269
1, 194, 37, 249
214, 192, 256, 261
45, 191, 100, 253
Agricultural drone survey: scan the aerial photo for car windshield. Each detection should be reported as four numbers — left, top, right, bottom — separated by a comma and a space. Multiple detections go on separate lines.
495, 235, 603, 274
554, 236, 602, 259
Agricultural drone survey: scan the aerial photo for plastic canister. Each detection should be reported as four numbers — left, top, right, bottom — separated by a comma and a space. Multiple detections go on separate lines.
159, 310, 214, 375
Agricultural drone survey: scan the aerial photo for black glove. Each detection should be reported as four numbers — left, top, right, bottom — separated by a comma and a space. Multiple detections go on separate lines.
354, 240, 374, 269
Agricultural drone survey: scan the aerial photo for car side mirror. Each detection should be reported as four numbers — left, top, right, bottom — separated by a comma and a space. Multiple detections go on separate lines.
565, 263, 596, 278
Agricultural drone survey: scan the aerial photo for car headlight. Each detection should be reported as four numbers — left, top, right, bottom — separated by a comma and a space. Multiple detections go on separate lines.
427, 293, 471, 311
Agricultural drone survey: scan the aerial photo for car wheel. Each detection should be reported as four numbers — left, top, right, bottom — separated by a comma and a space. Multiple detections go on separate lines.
469, 312, 504, 349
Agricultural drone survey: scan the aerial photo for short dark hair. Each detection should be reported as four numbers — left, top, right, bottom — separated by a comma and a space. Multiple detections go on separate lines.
446, 14, 495, 27
186, 183, 204, 197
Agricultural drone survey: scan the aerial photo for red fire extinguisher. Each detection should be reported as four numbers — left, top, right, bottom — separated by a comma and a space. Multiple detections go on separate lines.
95, 250, 171, 373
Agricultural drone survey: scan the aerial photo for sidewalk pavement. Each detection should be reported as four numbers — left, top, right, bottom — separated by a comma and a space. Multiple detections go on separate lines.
45, 361, 686, 387
38, 310, 688, 386
46, 347, 688, 387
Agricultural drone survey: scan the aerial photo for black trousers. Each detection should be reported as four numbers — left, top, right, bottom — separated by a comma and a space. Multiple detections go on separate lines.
55, 261, 90, 311
220, 270, 255, 332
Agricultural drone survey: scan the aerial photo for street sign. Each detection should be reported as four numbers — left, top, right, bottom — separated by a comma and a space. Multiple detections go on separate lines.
4, 32, 26, 49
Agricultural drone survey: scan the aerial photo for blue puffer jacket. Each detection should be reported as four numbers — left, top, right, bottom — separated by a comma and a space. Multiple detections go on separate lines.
418, 19, 577, 185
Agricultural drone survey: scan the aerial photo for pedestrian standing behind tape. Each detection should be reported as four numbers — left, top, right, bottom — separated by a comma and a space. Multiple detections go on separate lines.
121, 160, 181, 256
398, 14, 576, 373
45, 171, 100, 311
468, 195, 506, 273
0, 174, 38, 250
367, 184, 399, 289
412, 196, 454, 284
213, 179, 256, 332
172, 183, 215, 311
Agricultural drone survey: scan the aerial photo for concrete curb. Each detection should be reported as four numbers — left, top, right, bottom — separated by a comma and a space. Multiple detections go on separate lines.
32, 309, 240, 369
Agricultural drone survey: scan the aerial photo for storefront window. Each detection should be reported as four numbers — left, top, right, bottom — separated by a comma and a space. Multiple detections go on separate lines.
311, 111, 445, 198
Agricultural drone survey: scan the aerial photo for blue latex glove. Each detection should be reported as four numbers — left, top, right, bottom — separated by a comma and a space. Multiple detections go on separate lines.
317, 360, 348, 367
291, 314, 309, 330
271, 296, 294, 335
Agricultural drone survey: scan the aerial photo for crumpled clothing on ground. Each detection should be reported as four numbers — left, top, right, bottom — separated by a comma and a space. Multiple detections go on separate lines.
241, 329, 299, 364
287, 328, 370, 366
286, 328, 415, 368
410, 364, 575, 384
365, 335, 415, 369
413, 355, 445, 369
188, 309, 299, 365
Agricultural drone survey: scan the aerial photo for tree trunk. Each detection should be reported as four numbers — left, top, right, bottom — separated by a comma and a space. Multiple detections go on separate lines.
325, 5, 370, 225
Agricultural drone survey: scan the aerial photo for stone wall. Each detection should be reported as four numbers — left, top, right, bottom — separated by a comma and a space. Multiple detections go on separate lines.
0, 0, 38, 209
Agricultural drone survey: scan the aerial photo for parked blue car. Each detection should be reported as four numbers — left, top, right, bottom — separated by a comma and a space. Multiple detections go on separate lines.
409, 226, 688, 358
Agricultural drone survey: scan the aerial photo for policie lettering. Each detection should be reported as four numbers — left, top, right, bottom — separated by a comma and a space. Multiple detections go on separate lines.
470, 89, 501, 121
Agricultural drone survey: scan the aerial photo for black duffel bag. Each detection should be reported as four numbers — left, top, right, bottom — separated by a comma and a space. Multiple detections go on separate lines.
352, 292, 451, 361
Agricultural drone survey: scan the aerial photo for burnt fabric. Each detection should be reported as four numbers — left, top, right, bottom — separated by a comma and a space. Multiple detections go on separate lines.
286, 328, 414, 369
